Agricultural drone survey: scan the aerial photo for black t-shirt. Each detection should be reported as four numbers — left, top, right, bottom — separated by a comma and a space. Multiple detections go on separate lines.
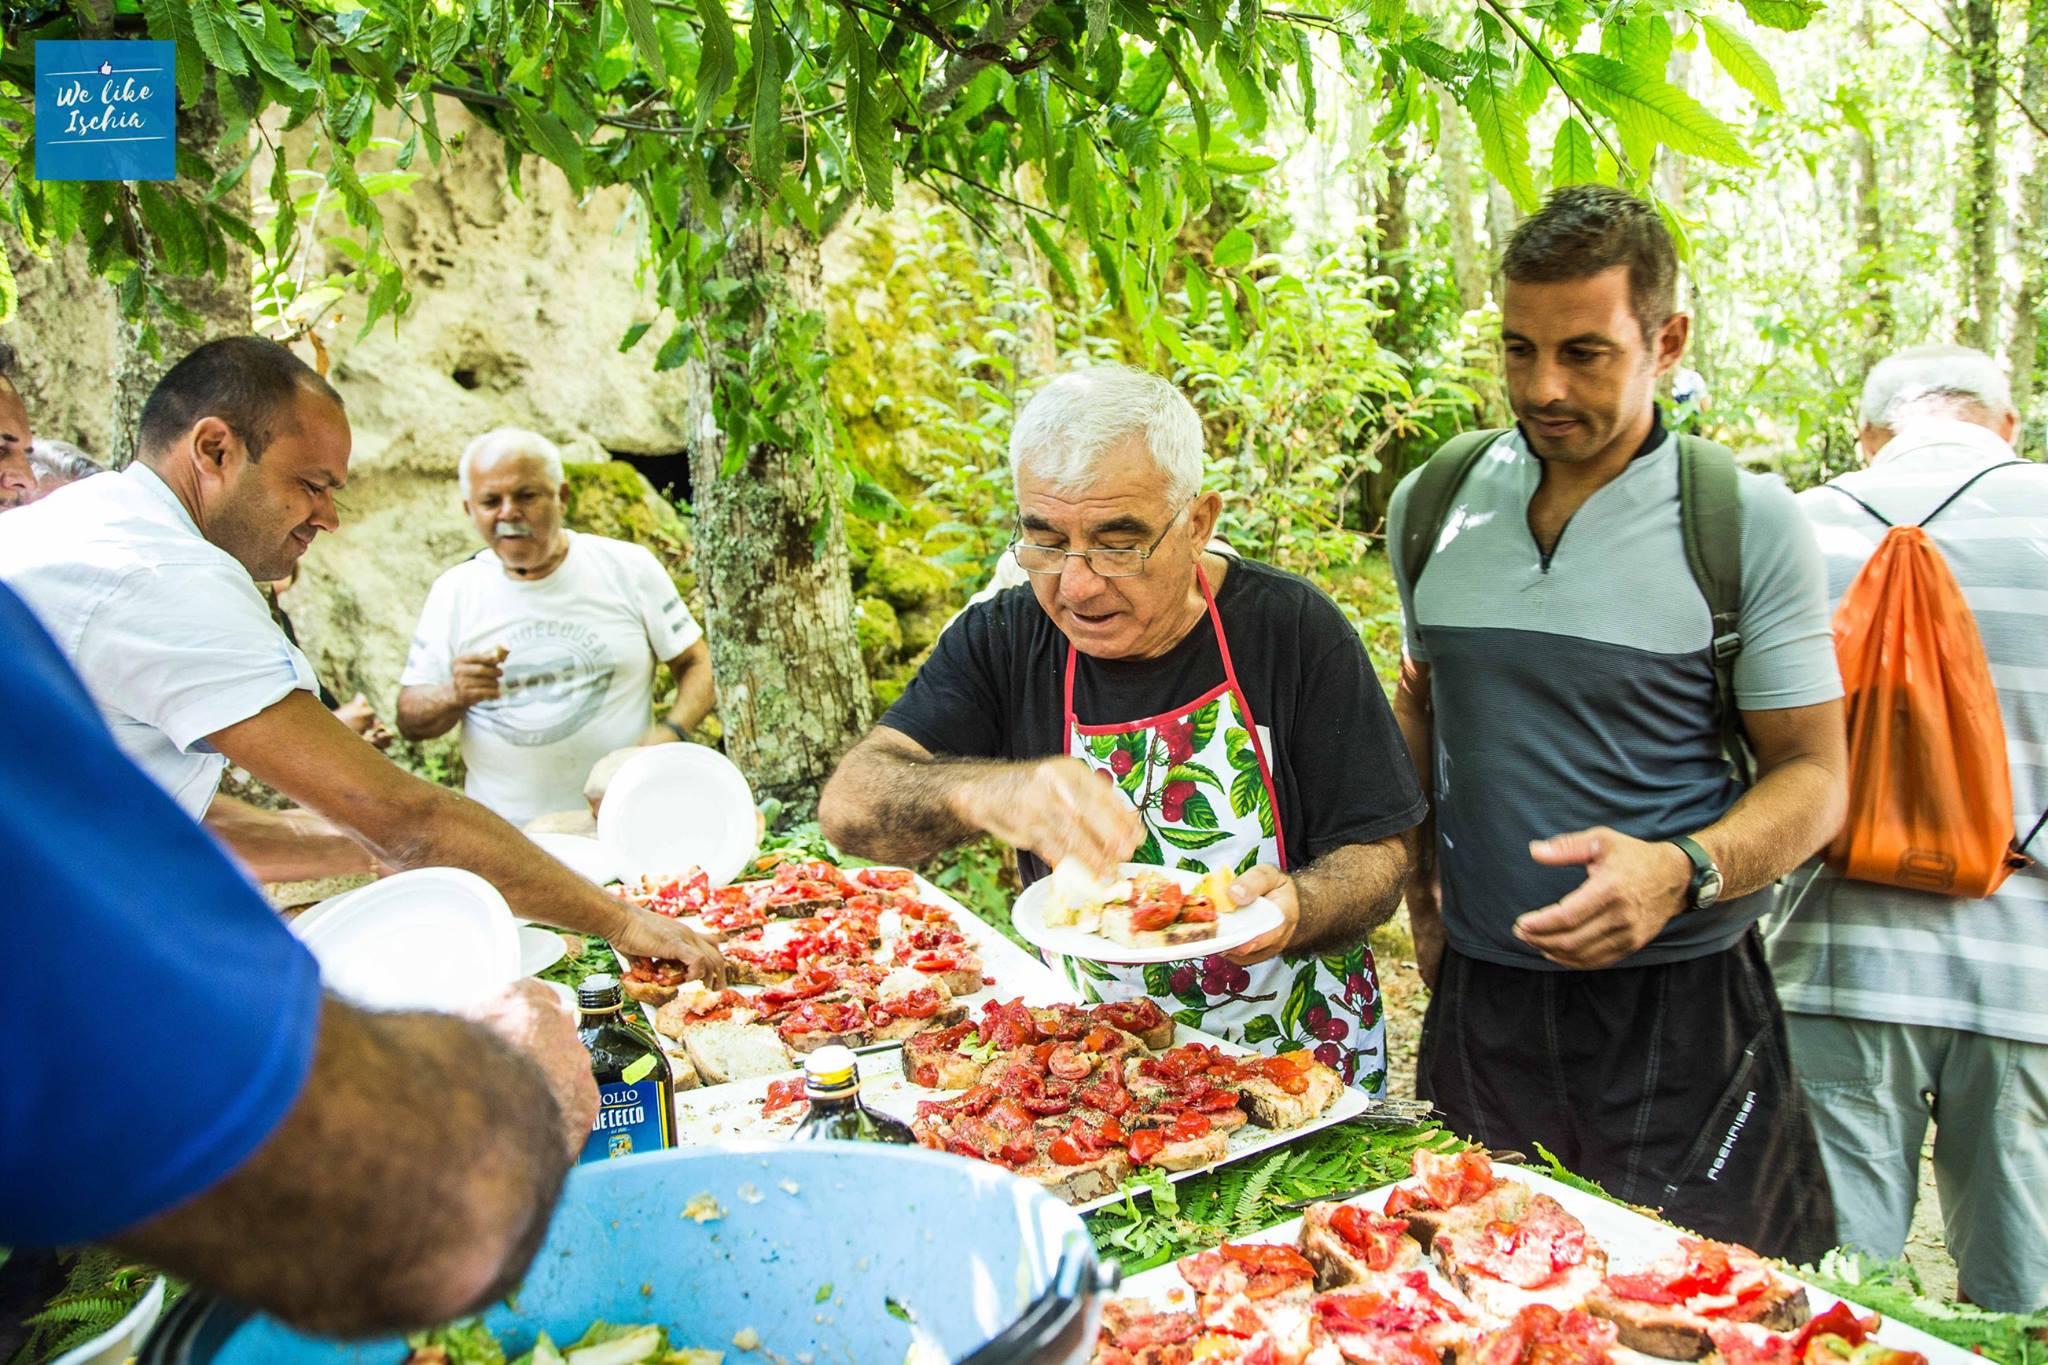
881, 557, 1426, 882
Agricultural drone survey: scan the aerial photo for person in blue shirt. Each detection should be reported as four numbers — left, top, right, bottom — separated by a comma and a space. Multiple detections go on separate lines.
0, 582, 595, 1337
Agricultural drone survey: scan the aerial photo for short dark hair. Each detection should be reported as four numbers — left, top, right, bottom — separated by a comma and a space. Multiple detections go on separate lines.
1501, 186, 1677, 340
136, 335, 343, 462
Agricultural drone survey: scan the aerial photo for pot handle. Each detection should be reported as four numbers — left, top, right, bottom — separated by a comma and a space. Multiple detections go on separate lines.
952, 1241, 1119, 1365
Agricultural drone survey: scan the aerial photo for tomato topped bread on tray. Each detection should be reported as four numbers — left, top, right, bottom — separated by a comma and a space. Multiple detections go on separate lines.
901, 997, 1343, 1202
612, 859, 981, 1081
1085, 1150, 1925, 1365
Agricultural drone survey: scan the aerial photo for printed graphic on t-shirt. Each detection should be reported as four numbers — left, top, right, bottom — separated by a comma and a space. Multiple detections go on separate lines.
466, 621, 617, 747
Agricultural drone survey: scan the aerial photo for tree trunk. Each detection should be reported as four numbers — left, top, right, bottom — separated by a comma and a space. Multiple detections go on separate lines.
110, 85, 253, 466
682, 221, 873, 812
2013, 0, 2048, 410
1956, 0, 2002, 351
1436, 90, 1488, 314
1360, 91, 1413, 530
1850, 0, 1894, 369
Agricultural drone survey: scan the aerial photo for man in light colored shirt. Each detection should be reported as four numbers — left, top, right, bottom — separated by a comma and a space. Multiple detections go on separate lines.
1769, 344, 2048, 1313
0, 340, 36, 509
395, 429, 716, 826
0, 336, 722, 981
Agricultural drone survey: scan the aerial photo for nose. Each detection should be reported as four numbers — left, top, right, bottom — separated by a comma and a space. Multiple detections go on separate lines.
1058, 553, 1110, 600
1525, 353, 1570, 409
311, 487, 340, 533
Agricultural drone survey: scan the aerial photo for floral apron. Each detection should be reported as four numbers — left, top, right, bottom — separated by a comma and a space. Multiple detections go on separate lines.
1053, 564, 1389, 1095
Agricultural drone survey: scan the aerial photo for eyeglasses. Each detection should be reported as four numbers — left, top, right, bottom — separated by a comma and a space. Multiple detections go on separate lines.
1009, 502, 1190, 579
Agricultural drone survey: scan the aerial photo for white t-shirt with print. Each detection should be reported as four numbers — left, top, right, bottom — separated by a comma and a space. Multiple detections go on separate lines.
402, 531, 703, 825
0, 463, 320, 817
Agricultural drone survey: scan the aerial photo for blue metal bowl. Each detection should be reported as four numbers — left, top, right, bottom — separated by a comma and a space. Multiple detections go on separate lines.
142, 1143, 1115, 1365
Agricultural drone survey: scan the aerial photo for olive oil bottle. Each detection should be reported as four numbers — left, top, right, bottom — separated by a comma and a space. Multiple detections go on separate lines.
789, 1045, 916, 1144
576, 974, 675, 1164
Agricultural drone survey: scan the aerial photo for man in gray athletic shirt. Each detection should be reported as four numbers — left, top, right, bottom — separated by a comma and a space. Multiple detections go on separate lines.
1388, 187, 1848, 1259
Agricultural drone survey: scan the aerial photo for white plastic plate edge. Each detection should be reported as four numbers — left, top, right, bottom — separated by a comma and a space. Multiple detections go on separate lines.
1111, 1167, 1977, 1365
1010, 862, 1282, 965
596, 743, 757, 887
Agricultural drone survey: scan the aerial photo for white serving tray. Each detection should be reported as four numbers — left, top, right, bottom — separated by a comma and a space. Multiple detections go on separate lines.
669, 1029, 1371, 1215
1113, 1168, 1976, 1365
623, 867, 1084, 1074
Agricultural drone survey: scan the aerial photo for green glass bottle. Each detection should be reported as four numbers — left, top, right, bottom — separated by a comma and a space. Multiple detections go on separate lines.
789, 1045, 916, 1144
576, 974, 675, 1164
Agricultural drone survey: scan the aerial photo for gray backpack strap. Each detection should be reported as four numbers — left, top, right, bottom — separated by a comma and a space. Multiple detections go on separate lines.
1675, 434, 1751, 785
1399, 429, 1508, 589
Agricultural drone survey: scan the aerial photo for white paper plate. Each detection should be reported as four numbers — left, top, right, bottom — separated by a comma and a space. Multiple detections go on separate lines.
293, 867, 522, 1012
1010, 862, 1282, 965
518, 924, 569, 977
526, 830, 619, 884
597, 742, 758, 885
51, 1276, 164, 1365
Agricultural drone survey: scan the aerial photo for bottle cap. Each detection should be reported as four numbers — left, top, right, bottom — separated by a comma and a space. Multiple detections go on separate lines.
577, 974, 622, 1010
804, 1044, 859, 1088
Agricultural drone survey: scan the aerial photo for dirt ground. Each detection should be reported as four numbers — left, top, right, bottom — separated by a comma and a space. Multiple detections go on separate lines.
1368, 913, 1960, 1300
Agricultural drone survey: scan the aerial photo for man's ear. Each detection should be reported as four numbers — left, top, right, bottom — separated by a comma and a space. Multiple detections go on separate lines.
558, 482, 572, 509
1995, 408, 2020, 445
1653, 312, 1691, 377
188, 416, 239, 477
1857, 424, 1892, 461
1187, 490, 1223, 552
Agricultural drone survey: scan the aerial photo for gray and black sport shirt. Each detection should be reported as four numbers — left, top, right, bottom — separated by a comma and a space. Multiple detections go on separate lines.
1388, 425, 1842, 970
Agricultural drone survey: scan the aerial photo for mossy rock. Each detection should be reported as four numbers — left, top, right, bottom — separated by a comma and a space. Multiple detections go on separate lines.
867, 544, 953, 611
854, 595, 904, 672
897, 604, 949, 658
564, 460, 697, 605
845, 509, 883, 571
873, 675, 909, 711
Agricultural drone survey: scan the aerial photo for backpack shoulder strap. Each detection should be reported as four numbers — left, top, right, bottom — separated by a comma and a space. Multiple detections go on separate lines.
1675, 435, 1752, 785
1919, 460, 2034, 528
1399, 428, 1507, 589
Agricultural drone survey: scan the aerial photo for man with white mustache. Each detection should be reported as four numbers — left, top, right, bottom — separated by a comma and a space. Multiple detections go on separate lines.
397, 428, 716, 826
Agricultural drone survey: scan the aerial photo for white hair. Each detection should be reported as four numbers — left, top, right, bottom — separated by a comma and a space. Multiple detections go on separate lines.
26, 438, 104, 486
458, 427, 566, 500
1009, 365, 1205, 505
1859, 344, 2014, 431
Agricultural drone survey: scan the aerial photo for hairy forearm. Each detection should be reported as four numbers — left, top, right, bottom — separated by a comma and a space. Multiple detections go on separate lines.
394, 683, 464, 741
1694, 753, 1846, 902
204, 794, 377, 883
1292, 833, 1416, 954
664, 657, 717, 736
819, 742, 999, 864
360, 780, 628, 939
116, 999, 570, 1337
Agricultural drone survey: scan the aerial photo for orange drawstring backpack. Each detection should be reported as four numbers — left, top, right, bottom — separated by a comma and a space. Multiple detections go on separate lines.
1823, 463, 2047, 897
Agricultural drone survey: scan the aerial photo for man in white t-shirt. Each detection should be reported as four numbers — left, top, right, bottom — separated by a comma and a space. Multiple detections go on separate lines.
0, 336, 723, 981
395, 429, 717, 826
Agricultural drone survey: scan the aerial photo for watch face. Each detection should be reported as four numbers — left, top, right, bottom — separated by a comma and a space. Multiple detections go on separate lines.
1697, 867, 1725, 907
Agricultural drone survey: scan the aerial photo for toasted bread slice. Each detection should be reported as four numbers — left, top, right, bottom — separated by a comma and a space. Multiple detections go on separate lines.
1298, 1201, 1424, 1290
620, 976, 680, 1008
1440, 1249, 1610, 1321
1584, 1281, 1809, 1359
1022, 1145, 1131, 1202
1233, 1056, 1342, 1129
680, 1019, 793, 1085
868, 1001, 969, 1042
1399, 1180, 1533, 1253
1141, 1126, 1232, 1172
1100, 905, 1218, 949
1433, 1192, 1608, 1319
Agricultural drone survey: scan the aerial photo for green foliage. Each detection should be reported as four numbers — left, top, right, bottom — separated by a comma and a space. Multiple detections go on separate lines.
1798, 1253, 2048, 1365
1089, 1120, 1462, 1271
6, 1252, 170, 1365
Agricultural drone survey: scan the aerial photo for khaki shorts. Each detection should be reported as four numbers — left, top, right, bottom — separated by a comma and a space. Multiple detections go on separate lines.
1786, 1013, 2048, 1313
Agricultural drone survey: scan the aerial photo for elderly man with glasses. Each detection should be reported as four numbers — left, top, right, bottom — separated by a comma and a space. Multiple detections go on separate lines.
821, 364, 1423, 1092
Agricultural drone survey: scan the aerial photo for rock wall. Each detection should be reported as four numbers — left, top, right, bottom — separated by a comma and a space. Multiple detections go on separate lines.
273, 99, 703, 714
0, 233, 121, 461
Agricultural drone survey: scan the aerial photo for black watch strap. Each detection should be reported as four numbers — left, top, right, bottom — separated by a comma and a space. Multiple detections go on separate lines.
1671, 834, 1719, 912
658, 718, 689, 741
